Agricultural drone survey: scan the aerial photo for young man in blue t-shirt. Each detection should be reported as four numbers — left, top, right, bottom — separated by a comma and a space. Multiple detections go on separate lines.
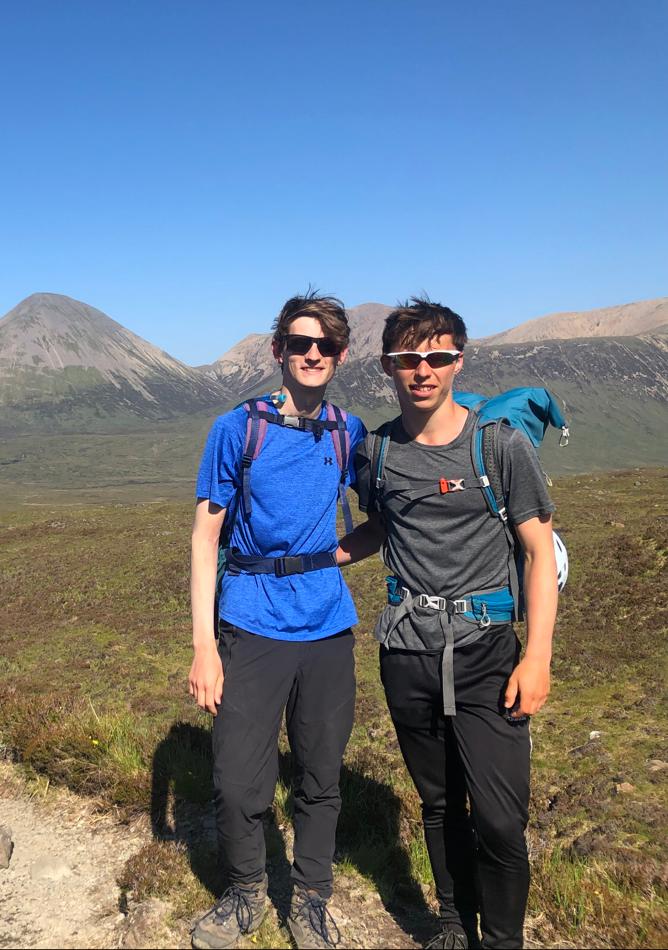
189, 291, 366, 950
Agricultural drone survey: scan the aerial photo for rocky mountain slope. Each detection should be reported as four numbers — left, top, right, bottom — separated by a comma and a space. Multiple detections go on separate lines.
0, 294, 230, 433
479, 297, 668, 345
1, 291, 666, 471
209, 297, 668, 381
316, 333, 667, 471
201, 303, 393, 397
204, 298, 668, 468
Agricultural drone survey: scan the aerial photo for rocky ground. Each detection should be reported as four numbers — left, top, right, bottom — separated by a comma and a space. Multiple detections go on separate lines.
0, 762, 190, 949
0, 761, 429, 949
0, 759, 561, 950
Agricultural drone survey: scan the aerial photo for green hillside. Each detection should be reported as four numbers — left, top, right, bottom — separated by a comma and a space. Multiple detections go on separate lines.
0, 470, 666, 947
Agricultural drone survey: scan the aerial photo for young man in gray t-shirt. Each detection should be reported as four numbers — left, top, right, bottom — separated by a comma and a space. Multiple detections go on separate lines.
336, 298, 557, 950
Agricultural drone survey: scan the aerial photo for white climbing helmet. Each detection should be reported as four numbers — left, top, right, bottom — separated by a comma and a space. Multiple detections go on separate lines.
553, 530, 568, 592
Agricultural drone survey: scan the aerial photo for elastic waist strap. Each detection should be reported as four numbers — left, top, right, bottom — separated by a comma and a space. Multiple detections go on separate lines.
386, 577, 514, 625
384, 577, 514, 717
227, 549, 337, 577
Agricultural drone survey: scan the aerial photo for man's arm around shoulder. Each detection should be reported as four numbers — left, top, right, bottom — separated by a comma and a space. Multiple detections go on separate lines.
189, 498, 226, 715
336, 511, 386, 566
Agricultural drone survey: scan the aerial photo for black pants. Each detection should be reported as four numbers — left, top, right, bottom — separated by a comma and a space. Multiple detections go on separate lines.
212, 622, 355, 898
380, 625, 530, 950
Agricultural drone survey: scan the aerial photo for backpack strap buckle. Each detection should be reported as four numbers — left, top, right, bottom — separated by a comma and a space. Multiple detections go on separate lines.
416, 593, 448, 611
451, 599, 468, 614
439, 478, 465, 494
274, 556, 304, 577
282, 415, 304, 429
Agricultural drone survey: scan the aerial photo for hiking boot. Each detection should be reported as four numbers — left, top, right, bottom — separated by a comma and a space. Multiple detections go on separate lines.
424, 927, 468, 949
287, 885, 341, 949
191, 874, 268, 949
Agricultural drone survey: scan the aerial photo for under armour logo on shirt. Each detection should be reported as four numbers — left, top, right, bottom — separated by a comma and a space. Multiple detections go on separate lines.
324, 457, 334, 465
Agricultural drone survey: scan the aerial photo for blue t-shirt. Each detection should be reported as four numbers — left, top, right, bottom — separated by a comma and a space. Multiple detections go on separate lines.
196, 399, 367, 641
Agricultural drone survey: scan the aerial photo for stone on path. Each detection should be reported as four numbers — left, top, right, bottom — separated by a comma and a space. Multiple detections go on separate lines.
30, 855, 73, 882
0, 825, 13, 868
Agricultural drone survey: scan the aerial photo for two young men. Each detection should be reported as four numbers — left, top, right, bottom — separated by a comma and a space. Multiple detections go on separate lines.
191, 293, 557, 950
337, 298, 557, 949
189, 292, 365, 949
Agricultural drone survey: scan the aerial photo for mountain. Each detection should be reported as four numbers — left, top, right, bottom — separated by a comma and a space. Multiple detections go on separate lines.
202, 302, 394, 397
0, 293, 230, 434
1, 291, 667, 475
202, 296, 668, 471
347, 302, 395, 353
210, 297, 668, 382
478, 297, 668, 345
313, 336, 665, 473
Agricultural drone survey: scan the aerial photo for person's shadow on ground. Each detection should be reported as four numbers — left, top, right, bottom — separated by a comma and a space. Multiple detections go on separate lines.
150, 722, 433, 941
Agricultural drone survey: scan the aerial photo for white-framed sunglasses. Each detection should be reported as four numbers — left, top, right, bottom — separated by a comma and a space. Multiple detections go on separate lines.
386, 350, 462, 370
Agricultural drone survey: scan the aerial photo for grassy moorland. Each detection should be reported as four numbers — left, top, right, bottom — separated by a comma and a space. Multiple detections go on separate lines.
1, 469, 666, 948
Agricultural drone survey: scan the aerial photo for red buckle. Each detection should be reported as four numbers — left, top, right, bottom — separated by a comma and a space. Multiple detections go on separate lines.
440, 477, 465, 494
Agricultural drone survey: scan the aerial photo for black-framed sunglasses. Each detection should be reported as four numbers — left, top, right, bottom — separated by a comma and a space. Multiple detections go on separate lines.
387, 350, 462, 370
282, 334, 342, 357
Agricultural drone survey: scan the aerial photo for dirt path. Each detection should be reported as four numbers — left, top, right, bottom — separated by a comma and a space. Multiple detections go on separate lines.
0, 761, 424, 949
0, 761, 551, 950
0, 762, 180, 949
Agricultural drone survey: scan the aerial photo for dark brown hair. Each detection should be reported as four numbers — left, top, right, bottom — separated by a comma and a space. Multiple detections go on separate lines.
272, 289, 350, 352
382, 296, 467, 353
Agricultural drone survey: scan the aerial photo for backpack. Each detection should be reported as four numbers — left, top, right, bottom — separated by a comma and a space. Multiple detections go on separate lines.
214, 396, 354, 624
368, 386, 570, 619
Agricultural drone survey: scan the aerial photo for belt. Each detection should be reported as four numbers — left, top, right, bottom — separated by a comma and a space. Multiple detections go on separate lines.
386, 577, 514, 625
384, 577, 514, 716
226, 549, 337, 577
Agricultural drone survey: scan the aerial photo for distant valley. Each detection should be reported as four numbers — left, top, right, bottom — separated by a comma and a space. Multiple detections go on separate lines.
1, 292, 667, 495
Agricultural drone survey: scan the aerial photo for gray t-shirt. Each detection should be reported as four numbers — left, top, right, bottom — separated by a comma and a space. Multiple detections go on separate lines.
356, 410, 555, 650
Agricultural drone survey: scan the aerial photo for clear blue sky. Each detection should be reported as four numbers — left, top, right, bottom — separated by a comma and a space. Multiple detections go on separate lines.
1, 0, 666, 363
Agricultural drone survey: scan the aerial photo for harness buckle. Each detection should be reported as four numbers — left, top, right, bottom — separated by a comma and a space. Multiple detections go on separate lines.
452, 599, 468, 614
275, 556, 304, 577
440, 478, 465, 494
282, 415, 304, 429
417, 593, 448, 611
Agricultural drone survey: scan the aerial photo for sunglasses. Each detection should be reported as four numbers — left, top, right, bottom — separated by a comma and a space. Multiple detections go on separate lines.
387, 350, 462, 370
282, 334, 342, 357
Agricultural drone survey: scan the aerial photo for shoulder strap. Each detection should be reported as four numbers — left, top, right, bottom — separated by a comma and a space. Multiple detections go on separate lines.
368, 418, 396, 513
324, 403, 350, 476
215, 399, 270, 628
236, 398, 355, 532
324, 402, 354, 534
470, 419, 523, 620
473, 420, 507, 521
240, 398, 271, 518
